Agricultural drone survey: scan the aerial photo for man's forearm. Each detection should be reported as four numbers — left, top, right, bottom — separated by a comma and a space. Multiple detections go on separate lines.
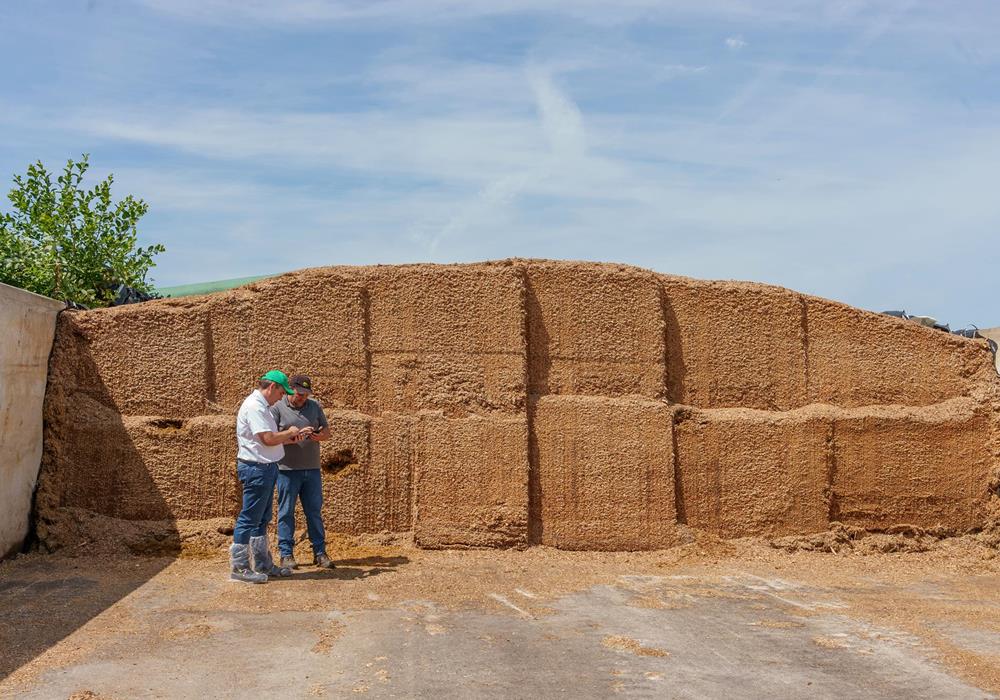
259, 427, 300, 446
279, 427, 305, 444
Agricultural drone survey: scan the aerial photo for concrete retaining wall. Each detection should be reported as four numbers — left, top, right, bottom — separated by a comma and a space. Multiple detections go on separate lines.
0, 282, 63, 558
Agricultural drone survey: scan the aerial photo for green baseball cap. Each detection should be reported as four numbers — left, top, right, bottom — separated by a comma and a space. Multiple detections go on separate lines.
260, 369, 295, 395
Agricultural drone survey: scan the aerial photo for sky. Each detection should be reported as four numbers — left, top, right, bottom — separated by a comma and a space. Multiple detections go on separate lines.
1, 1, 998, 326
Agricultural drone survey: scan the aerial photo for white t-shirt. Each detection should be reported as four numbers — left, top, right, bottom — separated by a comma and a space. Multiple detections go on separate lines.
236, 390, 285, 464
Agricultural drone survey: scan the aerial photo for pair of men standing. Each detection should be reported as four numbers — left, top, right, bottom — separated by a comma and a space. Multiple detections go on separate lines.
229, 370, 335, 583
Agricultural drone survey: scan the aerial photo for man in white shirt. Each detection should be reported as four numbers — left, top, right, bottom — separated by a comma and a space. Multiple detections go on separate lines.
230, 370, 313, 583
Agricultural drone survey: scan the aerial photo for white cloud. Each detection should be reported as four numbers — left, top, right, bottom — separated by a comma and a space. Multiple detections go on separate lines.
129, 0, 956, 35
64, 108, 546, 184
45, 76, 999, 220
93, 103, 1000, 323
428, 66, 590, 252
661, 64, 709, 79
527, 67, 587, 160
367, 61, 528, 111
125, 0, 1000, 66
6, 0, 998, 322
130, 0, 797, 26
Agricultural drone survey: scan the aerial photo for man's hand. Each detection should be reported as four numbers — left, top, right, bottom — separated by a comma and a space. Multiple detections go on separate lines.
310, 426, 330, 441
280, 425, 304, 445
259, 425, 314, 446
259, 426, 294, 446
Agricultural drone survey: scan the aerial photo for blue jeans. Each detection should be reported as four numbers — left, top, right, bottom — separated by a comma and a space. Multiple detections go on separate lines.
276, 468, 325, 558
233, 461, 278, 545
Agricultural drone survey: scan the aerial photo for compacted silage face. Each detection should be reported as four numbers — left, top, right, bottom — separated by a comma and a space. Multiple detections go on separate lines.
35, 260, 1000, 551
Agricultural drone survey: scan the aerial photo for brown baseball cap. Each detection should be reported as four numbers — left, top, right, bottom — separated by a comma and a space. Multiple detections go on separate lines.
289, 375, 313, 393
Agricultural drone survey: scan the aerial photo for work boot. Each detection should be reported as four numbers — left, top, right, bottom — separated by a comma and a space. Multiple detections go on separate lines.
250, 535, 292, 577
229, 543, 267, 584
280, 555, 298, 570
313, 552, 336, 569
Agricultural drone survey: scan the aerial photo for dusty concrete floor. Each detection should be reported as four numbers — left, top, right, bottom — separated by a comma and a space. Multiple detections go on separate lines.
1, 537, 999, 699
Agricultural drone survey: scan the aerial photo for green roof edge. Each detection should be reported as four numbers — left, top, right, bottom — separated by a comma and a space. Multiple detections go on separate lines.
154, 274, 275, 298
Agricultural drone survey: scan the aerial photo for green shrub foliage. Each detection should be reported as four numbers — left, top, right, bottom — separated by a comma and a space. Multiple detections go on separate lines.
0, 155, 164, 306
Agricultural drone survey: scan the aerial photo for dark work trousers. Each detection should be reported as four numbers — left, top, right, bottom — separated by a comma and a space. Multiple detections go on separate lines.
233, 461, 278, 545
276, 468, 325, 557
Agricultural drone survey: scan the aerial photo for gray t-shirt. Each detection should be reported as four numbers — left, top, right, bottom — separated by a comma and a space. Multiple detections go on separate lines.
269, 397, 329, 470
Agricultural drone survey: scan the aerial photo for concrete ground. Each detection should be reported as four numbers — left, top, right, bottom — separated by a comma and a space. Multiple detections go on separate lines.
1, 537, 999, 699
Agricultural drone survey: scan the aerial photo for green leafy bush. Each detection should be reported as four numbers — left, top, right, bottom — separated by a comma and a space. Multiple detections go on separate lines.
0, 155, 164, 307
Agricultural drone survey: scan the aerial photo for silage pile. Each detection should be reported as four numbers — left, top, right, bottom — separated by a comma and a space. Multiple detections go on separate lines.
33, 259, 1000, 553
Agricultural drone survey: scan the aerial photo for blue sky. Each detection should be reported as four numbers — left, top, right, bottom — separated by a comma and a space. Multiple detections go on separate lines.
1, 1, 998, 326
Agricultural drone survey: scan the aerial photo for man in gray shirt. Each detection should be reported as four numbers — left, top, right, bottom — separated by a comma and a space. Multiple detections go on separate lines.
270, 374, 335, 569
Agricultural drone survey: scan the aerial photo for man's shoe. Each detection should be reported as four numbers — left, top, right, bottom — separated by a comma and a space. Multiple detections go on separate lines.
229, 544, 268, 584
313, 552, 336, 569
280, 555, 298, 570
230, 568, 268, 584
250, 535, 292, 577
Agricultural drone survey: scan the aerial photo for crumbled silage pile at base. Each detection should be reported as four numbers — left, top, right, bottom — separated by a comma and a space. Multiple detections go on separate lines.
34, 260, 1000, 552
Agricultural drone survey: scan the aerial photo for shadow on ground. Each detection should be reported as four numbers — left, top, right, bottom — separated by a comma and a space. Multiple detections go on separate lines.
0, 554, 173, 680
288, 555, 411, 581
1, 332, 185, 683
